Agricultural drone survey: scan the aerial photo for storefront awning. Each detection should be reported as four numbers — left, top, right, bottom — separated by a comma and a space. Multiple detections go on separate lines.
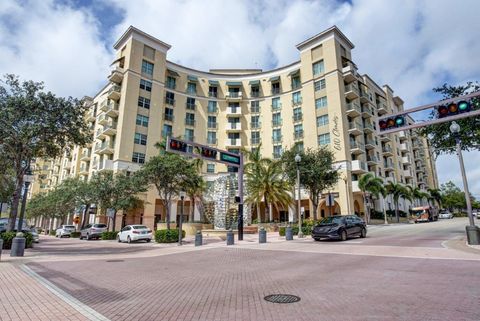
269, 76, 280, 82
187, 75, 198, 82
226, 81, 242, 86
249, 80, 260, 86
209, 80, 219, 85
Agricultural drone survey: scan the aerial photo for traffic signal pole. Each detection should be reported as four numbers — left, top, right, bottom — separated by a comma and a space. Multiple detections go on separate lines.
238, 154, 244, 241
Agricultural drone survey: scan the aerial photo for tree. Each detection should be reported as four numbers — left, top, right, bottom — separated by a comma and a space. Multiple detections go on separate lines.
139, 153, 198, 229
420, 81, 480, 156
440, 181, 467, 212
245, 157, 292, 223
243, 145, 269, 222
385, 182, 412, 223
427, 188, 443, 208
281, 146, 339, 221
358, 173, 385, 223
0, 74, 91, 231
185, 154, 206, 222
59, 177, 97, 228
407, 186, 430, 207
0, 154, 15, 216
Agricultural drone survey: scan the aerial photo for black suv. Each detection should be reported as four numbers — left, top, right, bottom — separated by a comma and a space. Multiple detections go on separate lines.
312, 215, 367, 241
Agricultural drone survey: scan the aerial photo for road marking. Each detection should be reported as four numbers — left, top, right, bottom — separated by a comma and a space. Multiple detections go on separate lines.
20, 265, 110, 321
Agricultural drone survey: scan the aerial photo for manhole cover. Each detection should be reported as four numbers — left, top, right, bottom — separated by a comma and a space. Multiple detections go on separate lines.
264, 294, 301, 304
106, 259, 124, 262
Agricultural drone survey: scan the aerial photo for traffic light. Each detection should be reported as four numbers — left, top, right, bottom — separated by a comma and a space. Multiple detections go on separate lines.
169, 138, 187, 152
437, 100, 471, 118
201, 147, 217, 159
379, 115, 405, 132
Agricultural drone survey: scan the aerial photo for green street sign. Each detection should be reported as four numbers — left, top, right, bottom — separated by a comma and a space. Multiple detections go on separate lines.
220, 152, 240, 166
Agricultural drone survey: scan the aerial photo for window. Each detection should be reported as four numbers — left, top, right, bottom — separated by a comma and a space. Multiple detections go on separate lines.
132, 152, 145, 164
318, 133, 330, 146
185, 128, 194, 141
273, 145, 282, 159
207, 131, 217, 144
141, 60, 154, 76
272, 97, 281, 110
251, 100, 260, 113
271, 82, 280, 95
296, 142, 304, 152
272, 129, 282, 143
251, 131, 260, 145
185, 113, 195, 126
164, 108, 174, 121
251, 86, 260, 97
206, 116, 216, 129
294, 124, 303, 139
208, 101, 217, 113
293, 107, 302, 121
292, 91, 302, 105
140, 79, 152, 92
186, 97, 196, 110
272, 112, 281, 126
162, 124, 172, 137
166, 76, 176, 89
312, 60, 324, 76
314, 78, 326, 91
134, 133, 147, 145
187, 82, 196, 95
251, 115, 260, 129
165, 92, 175, 105
208, 86, 217, 98
138, 96, 150, 109
207, 164, 215, 173
136, 114, 149, 127
291, 76, 301, 89
315, 96, 328, 109
316, 115, 329, 127
143, 45, 155, 60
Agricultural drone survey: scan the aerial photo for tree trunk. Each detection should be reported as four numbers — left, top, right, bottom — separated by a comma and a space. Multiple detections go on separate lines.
256, 203, 261, 223
165, 199, 171, 230
8, 181, 23, 231
189, 196, 195, 222
269, 203, 273, 222
112, 210, 118, 232
312, 201, 318, 221
263, 194, 269, 223
362, 192, 368, 224
395, 200, 400, 223
81, 204, 90, 229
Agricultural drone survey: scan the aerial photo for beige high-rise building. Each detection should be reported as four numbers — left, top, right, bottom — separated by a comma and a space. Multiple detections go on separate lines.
33, 25, 439, 229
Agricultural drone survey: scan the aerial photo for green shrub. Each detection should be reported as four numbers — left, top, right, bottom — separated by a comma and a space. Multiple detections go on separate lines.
154, 229, 186, 243
49, 230, 56, 236
279, 225, 312, 236
101, 231, 118, 240
1, 231, 34, 249
453, 212, 468, 217
70, 232, 81, 238
370, 210, 384, 220
36, 228, 43, 234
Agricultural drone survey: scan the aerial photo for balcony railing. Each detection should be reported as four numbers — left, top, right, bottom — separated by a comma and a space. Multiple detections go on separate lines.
185, 119, 195, 126
271, 103, 282, 111
292, 97, 302, 106
207, 138, 217, 145
293, 113, 303, 122
251, 122, 261, 129
164, 114, 174, 122
208, 91, 217, 98
272, 120, 283, 127
207, 122, 218, 129
250, 91, 260, 98
251, 138, 261, 145
294, 131, 304, 140
272, 135, 283, 143
271, 88, 281, 95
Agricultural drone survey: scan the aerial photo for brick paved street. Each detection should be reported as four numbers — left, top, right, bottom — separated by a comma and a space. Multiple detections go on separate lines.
1, 218, 479, 321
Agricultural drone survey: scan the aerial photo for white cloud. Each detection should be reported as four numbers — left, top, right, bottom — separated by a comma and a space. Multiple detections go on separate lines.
1, 0, 479, 195
0, 0, 111, 97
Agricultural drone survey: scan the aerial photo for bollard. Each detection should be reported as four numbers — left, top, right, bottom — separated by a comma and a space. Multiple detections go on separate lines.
226, 229, 234, 245
0, 238, 3, 261
10, 232, 26, 257
259, 227, 267, 243
195, 230, 203, 246
285, 225, 293, 241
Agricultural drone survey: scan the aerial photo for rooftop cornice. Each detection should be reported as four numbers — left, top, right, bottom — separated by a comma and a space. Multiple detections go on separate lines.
113, 25, 171, 53
296, 25, 354, 51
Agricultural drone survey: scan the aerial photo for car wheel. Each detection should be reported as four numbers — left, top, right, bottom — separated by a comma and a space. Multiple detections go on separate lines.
313, 238, 321, 242
340, 230, 347, 241
146, 239, 151, 243
79, 235, 83, 240
360, 228, 367, 238
117, 235, 121, 243
86, 233, 90, 240
127, 236, 131, 244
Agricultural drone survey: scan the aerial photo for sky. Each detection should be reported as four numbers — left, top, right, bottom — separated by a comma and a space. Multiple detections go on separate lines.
0, 0, 479, 197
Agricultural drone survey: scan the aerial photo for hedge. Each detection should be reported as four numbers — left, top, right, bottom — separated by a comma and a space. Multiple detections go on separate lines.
70, 232, 81, 238
279, 225, 313, 236
1, 231, 34, 249
155, 229, 186, 243
49, 230, 56, 236
101, 231, 118, 240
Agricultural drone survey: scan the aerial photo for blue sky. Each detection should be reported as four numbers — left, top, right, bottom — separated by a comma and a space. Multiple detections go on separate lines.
1, 0, 479, 196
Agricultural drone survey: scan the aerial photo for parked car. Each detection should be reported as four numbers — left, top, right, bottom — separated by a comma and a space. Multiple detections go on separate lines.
0, 218, 28, 232
55, 225, 76, 238
117, 225, 152, 243
80, 223, 107, 240
312, 215, 367, 241
30, 228, 40, 243
438, 210, 454, 219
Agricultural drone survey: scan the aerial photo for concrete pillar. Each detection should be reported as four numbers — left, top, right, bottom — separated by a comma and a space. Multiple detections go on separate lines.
194, 202, 201, 222
170, 200, 178, 223
288, 205, 295, 223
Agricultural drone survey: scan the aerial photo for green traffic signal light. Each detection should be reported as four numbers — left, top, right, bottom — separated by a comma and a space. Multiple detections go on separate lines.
458, 100, 470, 113
395, 116, 405, 126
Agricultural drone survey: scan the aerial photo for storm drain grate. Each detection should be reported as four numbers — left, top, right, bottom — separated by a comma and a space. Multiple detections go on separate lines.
106, 259, 124, 262
264, 294, 301, 304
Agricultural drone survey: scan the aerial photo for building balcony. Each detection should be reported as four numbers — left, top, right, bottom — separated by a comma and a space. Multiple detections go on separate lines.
377, 102, 388, 115
382, 145, 393, 156
414, 153, 424, 161
251, 138, 261, 145
367, 155, 379, 165
294, 130, 304, 140
344, 83, 359, 100
97, 113, 110, 126
226, 139, 242, 147
207, 138, 217, 145
226, 123, 242, 131
250, 122, 261, 129
272, 135, 283, 144
404, 169, 413, 178
384, 160, 394, 171
342, 62, 358, 83
351, 160, 368, 174
250, 91, 260, 98
361, 104, 374, 118
271, 88, 281, 95
207, 122, 218, 129
351, 180, 361, 193
348, 120, 363, 136
402, 156, 412, 164
164, 114, 174, 122
398, 130, 408, 141
107, 85, 121, 101
271, 103, 282, 112
359, 91, 369, 104
226, 92, 242, 100
97, 122, 117, 138
293, 114, 303, 122
272, 120, 283, 127
165, 97, 175, 106
346, 101, 361, 117
186, 102, 196, 111
63, 161, 72, 169
80, 150, 91, 161
208, 91, 218, 98
79, 165, 89, 176
95, 142, 114, 155
86, 110, 96, 122
385, 176, 395, 183
98, 159, 113, 172
226, 107, 242, 116
108, 66, 124, 84
350, 141, 365, 154
400, 143, 408, 152
292, 98, 302, 106
363, 122, 374, 133
416, 166, 425, 173
380, 134, 391, 142
365, 139, 376, 149
185, 119, 195, 127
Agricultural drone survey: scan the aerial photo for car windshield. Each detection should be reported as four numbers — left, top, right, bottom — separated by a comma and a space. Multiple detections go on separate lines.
133, 225, 148, 229
411, 210, 425, 216
65, 225, 75, 229
94, 224, 107, 228
318, 217, 344, 225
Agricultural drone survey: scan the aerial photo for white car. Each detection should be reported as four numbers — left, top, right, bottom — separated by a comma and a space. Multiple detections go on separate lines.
55, 225, 76, 237
438, 211, 454, 219
117, 225, 152, 243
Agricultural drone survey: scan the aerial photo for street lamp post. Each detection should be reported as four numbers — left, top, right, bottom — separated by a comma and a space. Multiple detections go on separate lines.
178, 191, 186, 246
295, 154, 304, 238
17, 168, 34, 232
343, 176, 350, 214
449, 121, 480, 245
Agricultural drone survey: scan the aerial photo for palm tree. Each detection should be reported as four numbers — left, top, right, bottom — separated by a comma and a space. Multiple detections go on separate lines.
245, 157, 292, 223
243, 146, 265, 221
358, 173, 385, 224
385, 182, 412, 223
428, 188, 443, 209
